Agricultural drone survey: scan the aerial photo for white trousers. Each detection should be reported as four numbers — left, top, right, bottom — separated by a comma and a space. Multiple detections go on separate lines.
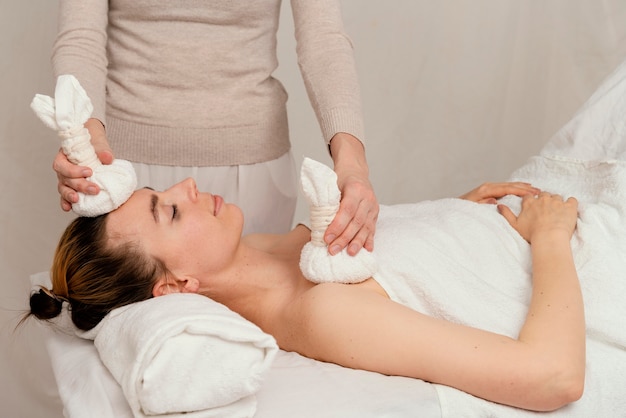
132, 152, 298, 235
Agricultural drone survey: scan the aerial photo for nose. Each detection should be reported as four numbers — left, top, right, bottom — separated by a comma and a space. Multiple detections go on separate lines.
182, 178, 198, 202
169, 178, 198, 202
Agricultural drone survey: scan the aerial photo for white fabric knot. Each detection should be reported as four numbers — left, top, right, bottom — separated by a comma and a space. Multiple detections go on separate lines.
59, 126, 101, 169
31, 75, 137, 217
309, 204, 339, 246
299, 158, 377, 283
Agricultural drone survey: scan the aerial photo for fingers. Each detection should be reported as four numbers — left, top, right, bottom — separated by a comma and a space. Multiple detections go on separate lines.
523, 191, 567, 204
497, 204, 517, 228
324, 182, 379, 256
94, 139, 114, 165
485, 182, 539, 195
52, 121, 114, 211
515, 191, 578, 242
507, 183, 541, 198
60, 196, 72, 212
460, 182, 540, 203
85, 119, 115, 164
566, 196, 578, 207
53, 149, 101, 210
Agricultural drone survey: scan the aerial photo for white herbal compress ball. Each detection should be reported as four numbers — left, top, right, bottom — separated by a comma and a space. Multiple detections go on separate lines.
31, 75, 136, 216
299, 158, 377, 284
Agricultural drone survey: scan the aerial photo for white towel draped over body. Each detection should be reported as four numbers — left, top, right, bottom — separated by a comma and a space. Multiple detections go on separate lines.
372, 160, 626, 415
30, 75, 136, 216
371, 58, 626, 417
86, 293, 278, 418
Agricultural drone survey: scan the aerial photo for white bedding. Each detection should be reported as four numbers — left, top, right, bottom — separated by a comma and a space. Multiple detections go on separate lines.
38, 57, 626, 417
42, 319, 441, 418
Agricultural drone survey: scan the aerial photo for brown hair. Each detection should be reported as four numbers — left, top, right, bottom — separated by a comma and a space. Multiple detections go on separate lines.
28, 214, 168, 331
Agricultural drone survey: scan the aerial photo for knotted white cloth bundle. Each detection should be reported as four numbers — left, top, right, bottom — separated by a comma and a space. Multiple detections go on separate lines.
31, 75, 136, 217
299, 158, 377, 283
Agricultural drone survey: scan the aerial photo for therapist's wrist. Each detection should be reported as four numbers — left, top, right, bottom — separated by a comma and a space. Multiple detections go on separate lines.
329, 132, 369, 175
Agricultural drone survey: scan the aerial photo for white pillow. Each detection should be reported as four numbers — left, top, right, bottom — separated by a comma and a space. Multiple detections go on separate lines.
91, 293, 277, 417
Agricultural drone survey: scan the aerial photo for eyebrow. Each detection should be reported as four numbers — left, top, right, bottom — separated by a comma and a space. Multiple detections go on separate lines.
150, 194, 159, 223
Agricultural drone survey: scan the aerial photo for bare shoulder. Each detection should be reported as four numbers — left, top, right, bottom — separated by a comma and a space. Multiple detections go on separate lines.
278, 282, 439, 372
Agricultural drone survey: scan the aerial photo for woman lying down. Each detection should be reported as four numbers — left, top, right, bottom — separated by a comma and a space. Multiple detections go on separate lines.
28, 174, 587, 412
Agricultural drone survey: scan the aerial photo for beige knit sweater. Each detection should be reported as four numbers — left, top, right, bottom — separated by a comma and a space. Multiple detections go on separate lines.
51, 0, 365, 166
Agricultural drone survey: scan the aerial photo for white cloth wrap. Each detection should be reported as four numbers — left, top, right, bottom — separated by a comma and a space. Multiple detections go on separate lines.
59, 126, 100, 168
309, 205, 339, 246
299, 158, 377, 283
30, 74, 137, 217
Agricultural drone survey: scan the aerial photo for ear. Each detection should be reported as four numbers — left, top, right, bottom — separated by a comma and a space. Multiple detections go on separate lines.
152, 275, 200, 297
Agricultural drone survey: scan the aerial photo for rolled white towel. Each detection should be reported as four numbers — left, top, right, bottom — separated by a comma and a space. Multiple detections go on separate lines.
90, 294, 278, 418
31, 74, 136, 216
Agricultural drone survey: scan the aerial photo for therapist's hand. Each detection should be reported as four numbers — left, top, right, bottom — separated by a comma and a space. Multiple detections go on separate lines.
326, 133, 379, 256
53, 118, 114, 211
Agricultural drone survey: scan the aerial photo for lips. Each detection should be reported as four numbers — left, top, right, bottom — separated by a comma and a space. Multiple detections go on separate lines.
213, 195, 223, 216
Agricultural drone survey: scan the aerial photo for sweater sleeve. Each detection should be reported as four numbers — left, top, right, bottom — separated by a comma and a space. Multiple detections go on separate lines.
51, 0, 109, 124
290, 0, 365, 145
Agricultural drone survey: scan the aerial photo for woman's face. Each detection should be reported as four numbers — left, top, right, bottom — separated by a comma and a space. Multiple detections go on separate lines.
106, 178, 244, 281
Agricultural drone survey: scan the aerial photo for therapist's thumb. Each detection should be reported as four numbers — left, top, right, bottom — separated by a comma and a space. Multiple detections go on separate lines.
86, 118, 115, 165
95, 144, 114, 165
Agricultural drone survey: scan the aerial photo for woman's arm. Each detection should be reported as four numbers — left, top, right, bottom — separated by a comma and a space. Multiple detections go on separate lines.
499, 193, 585, 405
282, 192, 582, 411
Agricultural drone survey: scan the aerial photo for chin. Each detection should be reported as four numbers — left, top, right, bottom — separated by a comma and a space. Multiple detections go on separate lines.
231, 205, 245, 235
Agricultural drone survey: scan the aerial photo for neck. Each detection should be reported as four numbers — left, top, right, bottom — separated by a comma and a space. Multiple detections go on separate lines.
198, 226, 313, 325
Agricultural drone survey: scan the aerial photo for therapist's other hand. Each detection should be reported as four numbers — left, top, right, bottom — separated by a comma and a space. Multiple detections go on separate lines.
326, 133, 379, 256
460, 182, 540, 204
53, 118, 114, 211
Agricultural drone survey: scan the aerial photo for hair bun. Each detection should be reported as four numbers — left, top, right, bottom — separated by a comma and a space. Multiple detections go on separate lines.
30, 287, 64, 320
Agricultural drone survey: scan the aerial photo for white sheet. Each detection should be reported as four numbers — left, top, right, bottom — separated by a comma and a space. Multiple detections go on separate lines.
43, 321, 441, 418
34, 280, 441, 418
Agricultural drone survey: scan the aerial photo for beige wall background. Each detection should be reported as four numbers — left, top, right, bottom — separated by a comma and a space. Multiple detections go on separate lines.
2, 1, 625, 416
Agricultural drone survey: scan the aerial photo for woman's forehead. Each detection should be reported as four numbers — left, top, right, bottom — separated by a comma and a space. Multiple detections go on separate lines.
107, 189, 151, 235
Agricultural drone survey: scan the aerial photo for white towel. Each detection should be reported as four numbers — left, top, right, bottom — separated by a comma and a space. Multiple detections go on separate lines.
90, 293, 278, 418
30, 75, 136, 217
299, 157, 377, 283
440, 160, 626, 417
369, 157, 626, 417
369, 56, 626, 416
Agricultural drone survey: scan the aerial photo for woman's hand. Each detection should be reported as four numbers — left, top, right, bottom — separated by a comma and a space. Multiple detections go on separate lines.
53, 118, 114, 211
498, 192, 578, 243
460, 182, 540, 204
326, 133, 379, 256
